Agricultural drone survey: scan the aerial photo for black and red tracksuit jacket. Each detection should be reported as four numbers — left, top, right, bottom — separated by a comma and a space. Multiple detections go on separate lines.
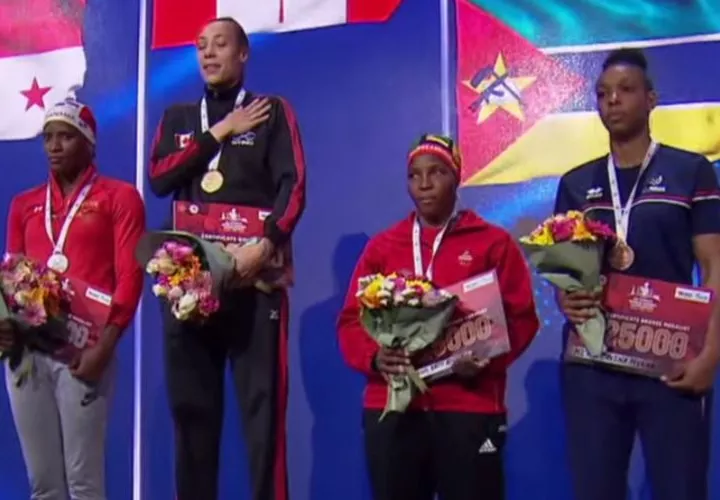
148, 83, 306, 246
337, 210, 540, 414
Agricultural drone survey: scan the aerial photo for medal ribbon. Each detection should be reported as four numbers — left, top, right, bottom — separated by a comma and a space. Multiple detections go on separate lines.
45, 176, 96, 258
412, 213, 455, 281
606, 141, 658, 241
200, 88, 247, 173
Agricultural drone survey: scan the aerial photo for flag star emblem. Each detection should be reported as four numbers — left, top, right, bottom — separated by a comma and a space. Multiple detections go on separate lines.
20, 77, 52, 111
463, 53, 536, 123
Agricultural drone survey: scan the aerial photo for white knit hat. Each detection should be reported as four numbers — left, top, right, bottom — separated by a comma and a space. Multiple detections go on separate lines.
44, 99, 97, 145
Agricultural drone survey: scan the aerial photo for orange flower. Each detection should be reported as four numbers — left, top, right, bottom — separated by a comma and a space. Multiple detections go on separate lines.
571, 219, 596, 241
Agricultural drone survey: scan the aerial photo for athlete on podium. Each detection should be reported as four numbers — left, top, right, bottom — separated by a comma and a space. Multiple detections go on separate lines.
1, 99, 145, 500
337, 134, 539, 500
556, 48, 720, 500
148, 17, 305, 500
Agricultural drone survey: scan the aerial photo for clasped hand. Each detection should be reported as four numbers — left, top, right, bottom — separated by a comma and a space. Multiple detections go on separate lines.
374, 347, 488, 380
662, 354, 717, 394
69, 342, 113, 384
0, 319, 15, 352
557, 289, 602, 324
224, 239, 274, 285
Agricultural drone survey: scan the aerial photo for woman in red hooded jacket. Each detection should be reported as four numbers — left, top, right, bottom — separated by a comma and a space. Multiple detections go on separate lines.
337, 134, 540, 500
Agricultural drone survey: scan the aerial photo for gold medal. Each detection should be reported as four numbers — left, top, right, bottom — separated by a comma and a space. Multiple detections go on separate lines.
609, 240, 635, 271
201, 171, 224, 193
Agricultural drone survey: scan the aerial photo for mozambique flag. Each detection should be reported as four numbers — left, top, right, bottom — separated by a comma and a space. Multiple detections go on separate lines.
457, 0, 720, 187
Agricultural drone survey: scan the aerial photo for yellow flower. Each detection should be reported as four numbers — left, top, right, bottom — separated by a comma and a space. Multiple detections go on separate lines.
571, 220, 597, 241
520, 223, 554, 246
364, 277, 383, 295
14, 288, 45, 308
405, 280, 432, 293
359, 295, 381, 309
356, 274, 385, 309
169, 268, 190, 287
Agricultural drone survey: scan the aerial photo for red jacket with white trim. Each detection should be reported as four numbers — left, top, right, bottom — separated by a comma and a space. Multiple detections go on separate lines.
6, 165, 145, 333
337, 210, 539, 413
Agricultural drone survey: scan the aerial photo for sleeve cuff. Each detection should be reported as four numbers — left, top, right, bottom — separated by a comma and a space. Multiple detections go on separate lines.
369, 352, 379, 372
106, 307, 133, 334
263, 219, 289, 246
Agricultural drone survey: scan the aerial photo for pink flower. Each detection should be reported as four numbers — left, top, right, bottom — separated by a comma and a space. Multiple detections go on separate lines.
154, 248, 169, 260
173, 246, 194, 261
163, 241, 180, 252
1, 253, 20, 269
199, 271, 212, 286
199, 295, 220, 316
585, 219, 616, 240
549, 219, 575, 242
161, 241, 194, 262
22, 303, 47, 327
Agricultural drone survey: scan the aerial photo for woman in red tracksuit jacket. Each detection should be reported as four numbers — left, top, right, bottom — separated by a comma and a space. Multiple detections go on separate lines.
337, 134, 540, 500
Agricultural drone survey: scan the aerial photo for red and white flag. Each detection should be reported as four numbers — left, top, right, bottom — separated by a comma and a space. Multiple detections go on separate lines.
0, 0, 87, 141
153, 0, 402, 49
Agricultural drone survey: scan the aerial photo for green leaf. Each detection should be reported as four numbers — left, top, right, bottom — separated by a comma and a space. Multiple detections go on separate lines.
0, 293, 10, 321
521, 240, 606, 289
538, 272, 584, 291
574, 310, 607, 357
360, 299, 459, 421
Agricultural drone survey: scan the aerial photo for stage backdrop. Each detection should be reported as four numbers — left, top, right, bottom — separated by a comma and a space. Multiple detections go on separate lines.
2, 1, 720, 500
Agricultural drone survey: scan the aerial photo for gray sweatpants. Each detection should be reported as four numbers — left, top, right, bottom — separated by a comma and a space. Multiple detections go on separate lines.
4, 352, 115, 500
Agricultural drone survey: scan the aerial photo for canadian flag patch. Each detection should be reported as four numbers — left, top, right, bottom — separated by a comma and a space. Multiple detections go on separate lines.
174, 132, 194, 149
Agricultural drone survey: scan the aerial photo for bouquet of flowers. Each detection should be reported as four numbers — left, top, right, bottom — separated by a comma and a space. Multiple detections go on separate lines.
358, 273, 458, 420
0, 254, 72, 386
145, 241, 220, 320
519, 210, 617, 356
136, 231, 236, 321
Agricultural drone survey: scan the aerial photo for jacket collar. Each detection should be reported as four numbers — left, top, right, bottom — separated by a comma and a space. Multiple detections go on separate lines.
49, 164, 97, 202
398, 209, 489, 234
204, 80, 244, 101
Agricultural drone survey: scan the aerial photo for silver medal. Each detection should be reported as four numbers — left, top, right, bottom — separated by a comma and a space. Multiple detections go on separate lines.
47, 253, 69, 273
44, 176, 96, 274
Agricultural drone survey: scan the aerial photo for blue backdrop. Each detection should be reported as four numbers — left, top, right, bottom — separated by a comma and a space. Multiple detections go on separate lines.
2, 1, 720, 499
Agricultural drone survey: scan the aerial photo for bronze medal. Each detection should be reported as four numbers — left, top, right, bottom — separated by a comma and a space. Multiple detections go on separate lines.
201, 171, 224, 193
609, 240, 635, 271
